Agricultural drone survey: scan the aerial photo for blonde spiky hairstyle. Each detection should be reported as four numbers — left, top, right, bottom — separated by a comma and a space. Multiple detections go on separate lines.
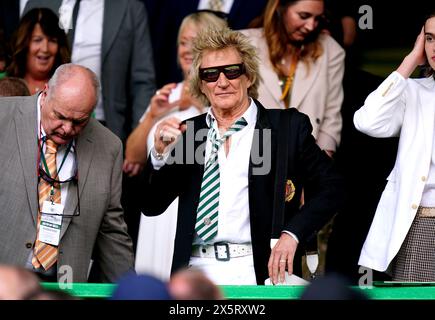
189, 27, 261, 106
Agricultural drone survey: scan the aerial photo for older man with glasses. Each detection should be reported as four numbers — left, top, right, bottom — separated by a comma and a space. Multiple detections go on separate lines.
139, 27, 343, 285
0, 63, 134, 283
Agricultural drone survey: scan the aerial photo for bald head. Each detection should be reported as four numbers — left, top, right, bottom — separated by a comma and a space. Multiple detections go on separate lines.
47, 63, 100, 107
40, 64, 101, 145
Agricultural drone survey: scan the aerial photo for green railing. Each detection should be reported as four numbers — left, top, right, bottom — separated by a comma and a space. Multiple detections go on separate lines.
41, 282, 435, 300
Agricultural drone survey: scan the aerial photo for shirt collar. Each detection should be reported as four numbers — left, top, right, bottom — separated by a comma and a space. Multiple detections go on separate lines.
205, 98, 257, 129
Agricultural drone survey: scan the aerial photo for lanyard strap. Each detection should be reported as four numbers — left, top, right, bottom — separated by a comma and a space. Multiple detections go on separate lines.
40, 138, 73, 179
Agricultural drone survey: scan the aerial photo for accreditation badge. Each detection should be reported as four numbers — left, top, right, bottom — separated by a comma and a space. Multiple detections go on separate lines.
39, 201, 63, 246
285, 179, 295, 202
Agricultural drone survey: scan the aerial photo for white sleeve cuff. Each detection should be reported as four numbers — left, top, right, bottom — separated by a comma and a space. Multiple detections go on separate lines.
282, 231, 299, 243
149, 147, 169, 170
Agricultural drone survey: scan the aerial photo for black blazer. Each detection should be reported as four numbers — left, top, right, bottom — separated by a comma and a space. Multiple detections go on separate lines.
140, 100, 344, 284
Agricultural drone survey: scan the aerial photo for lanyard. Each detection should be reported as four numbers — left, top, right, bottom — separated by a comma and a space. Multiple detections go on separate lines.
39, 137, 73, 180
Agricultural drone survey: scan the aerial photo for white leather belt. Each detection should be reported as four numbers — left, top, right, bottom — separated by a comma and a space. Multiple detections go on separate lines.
191, 242, 253, 261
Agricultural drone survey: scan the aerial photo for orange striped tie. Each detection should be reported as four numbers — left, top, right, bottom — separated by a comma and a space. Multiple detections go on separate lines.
32, 138, 60, 270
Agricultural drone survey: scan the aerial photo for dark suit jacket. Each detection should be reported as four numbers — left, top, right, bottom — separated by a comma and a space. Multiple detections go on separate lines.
140, 100, 344, 284
143, 0, 268, 87
24, 0, 156, 141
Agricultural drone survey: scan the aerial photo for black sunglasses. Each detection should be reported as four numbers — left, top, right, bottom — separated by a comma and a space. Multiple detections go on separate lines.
199, 63, 246, 82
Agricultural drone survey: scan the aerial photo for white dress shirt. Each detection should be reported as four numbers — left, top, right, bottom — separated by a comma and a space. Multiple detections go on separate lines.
19, 0, 30, 16
61, 0, 105, 121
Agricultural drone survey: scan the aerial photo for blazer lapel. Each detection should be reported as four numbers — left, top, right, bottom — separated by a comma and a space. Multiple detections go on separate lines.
291, 58, 321, 109
15, 96, 39, 225
60, 121, 94, 239
101, 0, 127, 64
248, 101, 276, 217
192, 115, 207, 192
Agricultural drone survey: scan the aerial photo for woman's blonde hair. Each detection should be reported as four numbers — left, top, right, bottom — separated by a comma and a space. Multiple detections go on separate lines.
254, 0, 324, 75
190, 27, 260, 106
177, 12, 228, 45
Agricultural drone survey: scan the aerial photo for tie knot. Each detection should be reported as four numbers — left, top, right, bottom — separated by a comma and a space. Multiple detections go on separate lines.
222, 117, 248, 139
45, 138, 58, 154
209, 117, 247, 153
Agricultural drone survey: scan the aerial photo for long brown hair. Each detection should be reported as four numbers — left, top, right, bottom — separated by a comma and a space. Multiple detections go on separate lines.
252, 0, 324, 75
7, 8, 70, 78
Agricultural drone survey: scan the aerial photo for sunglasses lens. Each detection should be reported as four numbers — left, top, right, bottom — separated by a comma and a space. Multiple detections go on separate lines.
223, 65, 243, 79
200, 68, 220, 82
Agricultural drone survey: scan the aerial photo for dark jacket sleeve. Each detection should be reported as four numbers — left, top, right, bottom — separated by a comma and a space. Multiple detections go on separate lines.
138, 134, 192, 216
285, 112, 345, 244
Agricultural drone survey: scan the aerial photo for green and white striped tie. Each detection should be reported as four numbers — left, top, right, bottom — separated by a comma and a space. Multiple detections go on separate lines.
195, 117, 248, 243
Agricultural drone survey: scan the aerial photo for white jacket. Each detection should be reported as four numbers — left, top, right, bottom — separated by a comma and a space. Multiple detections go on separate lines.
354, 71, 435, 271
241, 28, 345, 151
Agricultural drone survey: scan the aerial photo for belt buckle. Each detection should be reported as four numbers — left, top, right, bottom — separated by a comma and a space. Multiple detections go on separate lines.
214, 242, 230, 261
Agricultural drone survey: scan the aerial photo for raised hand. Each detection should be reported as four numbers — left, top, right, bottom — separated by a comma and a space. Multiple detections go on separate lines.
149, 83, 180, 120
153, 117, 187, 154
397, 27, 427, 78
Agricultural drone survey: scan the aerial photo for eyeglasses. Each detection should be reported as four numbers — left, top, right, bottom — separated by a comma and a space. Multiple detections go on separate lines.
39, 166, 77, 185
38, 167, 80, 217
199, 63, 246, 82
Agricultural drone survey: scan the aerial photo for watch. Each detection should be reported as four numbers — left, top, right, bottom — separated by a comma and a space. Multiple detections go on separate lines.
151, 147, 165, 160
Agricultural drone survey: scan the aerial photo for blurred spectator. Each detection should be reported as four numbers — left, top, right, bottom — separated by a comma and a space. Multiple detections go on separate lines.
111, 272, 173, 300
0, 265, 41, 300
300, 273, 368, 300
169, 268, 224, 300
142, 0, 268, 87
0, 77, 31, 96
243, 0, 345, 155
324, 0, 358, 49
6, 8, 70, 94
30, 289, 78, 300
